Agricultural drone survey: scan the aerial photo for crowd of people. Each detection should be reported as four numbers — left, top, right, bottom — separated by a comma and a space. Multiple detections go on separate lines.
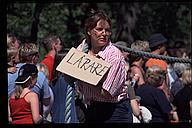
7, 10, 192, 124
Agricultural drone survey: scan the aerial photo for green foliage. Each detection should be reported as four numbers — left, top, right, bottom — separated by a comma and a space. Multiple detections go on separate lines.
7, 2, 191, 57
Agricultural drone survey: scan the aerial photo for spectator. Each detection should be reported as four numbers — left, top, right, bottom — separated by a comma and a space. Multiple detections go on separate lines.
9, 64, 42, 124
40, 34, 62, 83
129, 40, 150, 90
169, 62, 190, 103
172, 68, 192, 122
145, 33, 169, 98
8, 43, 51, 117
167, 41, 190, 103
136, 65, 178, 122
7, 33, 20, 73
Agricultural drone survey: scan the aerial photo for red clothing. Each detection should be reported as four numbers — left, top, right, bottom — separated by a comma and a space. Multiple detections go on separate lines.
9, 92, 33, 124
145, 50, 168, 71
76, 40, 127, 104
41, 54, 54, 82
145, 58, 167, 71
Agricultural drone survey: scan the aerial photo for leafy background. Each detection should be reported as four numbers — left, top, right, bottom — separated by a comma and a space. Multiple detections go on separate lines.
7, 2, 191, 59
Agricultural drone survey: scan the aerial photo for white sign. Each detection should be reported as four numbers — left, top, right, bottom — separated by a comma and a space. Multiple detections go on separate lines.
56, 47, 111, 86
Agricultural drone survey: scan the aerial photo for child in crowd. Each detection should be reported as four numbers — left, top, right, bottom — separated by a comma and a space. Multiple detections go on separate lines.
9, 64, 42, 124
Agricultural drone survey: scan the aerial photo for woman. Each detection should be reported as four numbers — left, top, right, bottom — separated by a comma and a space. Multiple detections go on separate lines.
172, 68, 192, 122
73, 10, 132, 123
9, 64, 42, 124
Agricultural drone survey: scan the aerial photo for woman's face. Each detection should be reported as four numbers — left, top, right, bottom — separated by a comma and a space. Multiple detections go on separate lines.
54, 38, 62, 53
88, 19, 111, 48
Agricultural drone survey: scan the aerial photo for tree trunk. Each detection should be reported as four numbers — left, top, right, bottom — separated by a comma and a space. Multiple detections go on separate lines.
30, 3, 44, 43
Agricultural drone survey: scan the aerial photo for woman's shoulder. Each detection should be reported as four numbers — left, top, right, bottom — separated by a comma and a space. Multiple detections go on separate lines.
25, 92, 38, 101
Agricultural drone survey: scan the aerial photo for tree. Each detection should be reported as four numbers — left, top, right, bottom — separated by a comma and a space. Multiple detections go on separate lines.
30, 3, 45, 43
7, 2, 191, 55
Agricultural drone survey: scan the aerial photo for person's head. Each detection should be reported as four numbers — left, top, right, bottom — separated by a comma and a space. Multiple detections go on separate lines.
19, 43, 39, 64
84, 10, 112, 48
7, 33, 20, 49
130, 40, 150, 64
167, 40, 189, 58
42, 34, 62, 53
146, 65, 166, 87
14, 64, 38, 99
173, 62, 191, 78
7, 47, 19, 67
148, 33, 167, 55
182, 68, 192, 86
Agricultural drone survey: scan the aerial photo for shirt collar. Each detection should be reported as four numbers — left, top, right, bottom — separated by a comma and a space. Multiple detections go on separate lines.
97, 41, 112, 60
82, 39, 113, 60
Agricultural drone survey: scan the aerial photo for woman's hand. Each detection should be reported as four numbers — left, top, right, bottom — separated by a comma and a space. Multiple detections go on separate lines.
8, 67, 17, 73
133, 74, 140, 82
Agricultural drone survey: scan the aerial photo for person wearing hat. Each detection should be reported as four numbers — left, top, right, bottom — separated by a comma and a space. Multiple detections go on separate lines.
9, 64, 43, 124
145, 33, 169, 98
145, 33, 168, 71
8, 43, 51, 122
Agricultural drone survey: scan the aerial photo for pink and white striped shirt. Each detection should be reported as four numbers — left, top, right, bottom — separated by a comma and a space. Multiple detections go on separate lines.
76, 39, 128, 104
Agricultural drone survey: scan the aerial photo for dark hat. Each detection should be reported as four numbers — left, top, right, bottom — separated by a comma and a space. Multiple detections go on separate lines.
148, 33, 167, 48
15, 64, 38, 84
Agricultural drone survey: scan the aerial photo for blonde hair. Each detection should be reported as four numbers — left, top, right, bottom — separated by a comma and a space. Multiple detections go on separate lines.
19, 43, 39, 63
131, 40, 150, 52
42, 34, 60, 52
182, 68, 192, 86
14, 80, 31, 99
130, 40, 150, 62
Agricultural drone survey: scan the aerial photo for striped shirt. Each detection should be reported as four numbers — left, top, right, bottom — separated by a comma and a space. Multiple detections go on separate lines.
76, 39, 128, 104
